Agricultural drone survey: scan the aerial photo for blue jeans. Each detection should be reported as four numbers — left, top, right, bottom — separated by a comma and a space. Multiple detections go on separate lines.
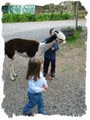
23, 92, 45, 115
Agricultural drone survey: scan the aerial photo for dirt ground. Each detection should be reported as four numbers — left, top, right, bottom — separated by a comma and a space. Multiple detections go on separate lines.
2, 29, 87, 117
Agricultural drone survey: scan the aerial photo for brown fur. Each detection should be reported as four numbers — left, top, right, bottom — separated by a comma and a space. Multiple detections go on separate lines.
5, 38, 39, 59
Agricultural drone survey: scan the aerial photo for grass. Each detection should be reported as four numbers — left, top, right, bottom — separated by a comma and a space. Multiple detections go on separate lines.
65, 27, 84, 49
66, 28, 83, 44
58, 27, 84, 56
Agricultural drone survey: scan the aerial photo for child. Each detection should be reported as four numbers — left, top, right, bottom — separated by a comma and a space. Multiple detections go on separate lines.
23, 57, 48, 116
43, 28, 59, 78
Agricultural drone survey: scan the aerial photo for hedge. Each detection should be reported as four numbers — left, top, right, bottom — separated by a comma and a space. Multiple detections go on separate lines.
2, 13, 36, 23
2, 12, 74, 23
36, 12, 73, 21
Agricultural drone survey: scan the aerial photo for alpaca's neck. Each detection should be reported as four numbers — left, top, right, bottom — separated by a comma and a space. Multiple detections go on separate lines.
36, 40, 56, 56
45, 35, 57, 43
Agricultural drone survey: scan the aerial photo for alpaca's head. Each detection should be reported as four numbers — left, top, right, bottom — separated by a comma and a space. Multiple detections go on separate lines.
45, 30, 66, 44
54, 30, 66, 44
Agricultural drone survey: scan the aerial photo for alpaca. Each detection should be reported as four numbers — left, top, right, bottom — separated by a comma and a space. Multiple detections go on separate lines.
5, 30, 66, 80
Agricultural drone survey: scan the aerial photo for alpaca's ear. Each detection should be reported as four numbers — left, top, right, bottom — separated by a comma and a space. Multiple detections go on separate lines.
54, 31, 58, 36
55, 30, 59, 33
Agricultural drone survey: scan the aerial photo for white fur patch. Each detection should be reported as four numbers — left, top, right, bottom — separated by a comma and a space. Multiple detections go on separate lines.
15, 51, 29, 57
55, 31, 66, 44
36, 40, 56, 56
56, 31, 66, 41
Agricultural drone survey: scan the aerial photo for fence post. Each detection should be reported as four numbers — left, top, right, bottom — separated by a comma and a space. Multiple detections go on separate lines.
75, 1, 79, 30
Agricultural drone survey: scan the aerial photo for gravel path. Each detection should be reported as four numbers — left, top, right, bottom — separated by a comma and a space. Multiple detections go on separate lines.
2, 20, 87, 117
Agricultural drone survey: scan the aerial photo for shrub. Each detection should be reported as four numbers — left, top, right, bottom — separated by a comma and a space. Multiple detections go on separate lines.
2, 12, 74, 23
62, 12, 73, 19
2, 13, 36, 23
65, 26, 83, 43
36, 13, 51, 21
2, 14, 10, 23
61, 27, 75, 38
36, 12, 73, 21
50, 13, 63, 20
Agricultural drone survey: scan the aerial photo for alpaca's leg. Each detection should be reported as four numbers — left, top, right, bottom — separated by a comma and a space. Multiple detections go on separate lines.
9, 56, 17, 80
11, 64, 17, 77
9, 65, 15, 81
12, 54, 17, 77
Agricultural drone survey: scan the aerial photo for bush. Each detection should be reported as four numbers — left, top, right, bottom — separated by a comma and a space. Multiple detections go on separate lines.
2, 12, 74, 23
61, 27, 75, 38
36, 13, 51, 21
36, 12, 72, 21
2, 14, 10, 23
65, 27, 83, 43
2, 13, 36, 23
62, 12, 74, 19
50, 13, 63, 20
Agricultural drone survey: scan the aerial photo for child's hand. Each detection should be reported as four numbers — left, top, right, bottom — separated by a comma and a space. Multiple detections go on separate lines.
51, 47, 55, 51
44, 85, 48, 89
43, 85, 48, 89
42, 88, 46, 93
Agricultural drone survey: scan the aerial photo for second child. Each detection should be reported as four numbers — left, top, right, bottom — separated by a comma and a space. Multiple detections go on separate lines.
23, 57, 48, 116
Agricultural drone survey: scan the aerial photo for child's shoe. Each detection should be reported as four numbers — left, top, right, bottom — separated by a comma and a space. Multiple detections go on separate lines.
51, 73, 55, 77
23, 112, 34, 116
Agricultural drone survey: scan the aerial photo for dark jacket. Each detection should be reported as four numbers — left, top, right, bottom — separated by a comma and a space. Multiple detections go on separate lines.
44, 37, 59, 59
